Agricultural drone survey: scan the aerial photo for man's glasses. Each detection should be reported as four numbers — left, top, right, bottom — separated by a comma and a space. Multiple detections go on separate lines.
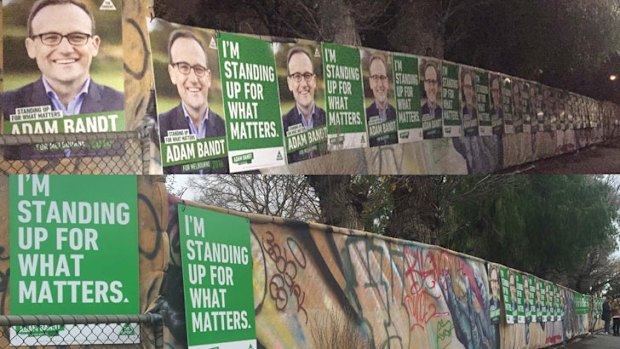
424, 79, 438, 86
31, 32, 92, 46
289, 72, 315, 83
370, 74, 388, 82
171, 62, 208, 77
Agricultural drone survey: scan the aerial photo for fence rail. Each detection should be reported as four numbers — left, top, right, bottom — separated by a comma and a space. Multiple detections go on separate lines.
0, 129, 154, 175
0, 314, 163, 348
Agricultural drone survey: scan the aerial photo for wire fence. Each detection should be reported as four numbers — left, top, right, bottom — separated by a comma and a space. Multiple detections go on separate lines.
0, 314, 162, 348
0, 129, 154, 175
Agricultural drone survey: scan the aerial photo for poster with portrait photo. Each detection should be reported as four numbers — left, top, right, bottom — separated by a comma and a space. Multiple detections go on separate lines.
1, 0, 124, 136
546, 282, 555, 322
539, 278, 547, 322
500, 267, 517, 324
487, 263, 501, 324
275, 40, 328, 164
420, 58, 443, 139
489, 73, 503, 135
511, 78, 524, 133
554, 89, 566, 131
459, 66, 478, 137
501, 77, 513, 134
475, 69, 492, 136
361, 48, 398, 147
515, 272, 525, 324
521, 81, 532, 133
542, 86, 555, 132
150, 19, 228, 174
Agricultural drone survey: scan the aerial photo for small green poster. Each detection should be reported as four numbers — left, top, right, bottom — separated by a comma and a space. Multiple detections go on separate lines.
218, 32, 286, 172
527, 275, 536, 323
460, 67, 479, 137
500, 267, 516, 324
10, 175, 139, 345
516, 272, 525, 323
322, 42, 368, 150
546, 282, 555, 321
178, 205, 256, 349
441, 61, 461, 137
393, 54, 422, 143
489, 74, 503, 135
540, 279, 547, 322
475, 70, 492, 136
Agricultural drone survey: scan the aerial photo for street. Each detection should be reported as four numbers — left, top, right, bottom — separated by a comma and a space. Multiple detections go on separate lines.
564, 332, 620, 348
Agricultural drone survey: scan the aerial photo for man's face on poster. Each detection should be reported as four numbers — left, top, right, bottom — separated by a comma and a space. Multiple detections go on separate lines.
25, 3, 100, 88
524, 278, 530, 303
424, 65, 438, 106
513, 83, 521, 106
463, 72, 474, 107
536, 282, 541, 303
509, 274, 516, 300
490, 268, 500, 298
168, 37, 211, 113
287, 52, 316, 110
491, 78, 501, 108
369, 58, 389, 106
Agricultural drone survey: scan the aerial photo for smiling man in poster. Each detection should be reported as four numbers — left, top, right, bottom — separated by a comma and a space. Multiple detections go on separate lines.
158, 29, 228, 174
0, 0, 124, 133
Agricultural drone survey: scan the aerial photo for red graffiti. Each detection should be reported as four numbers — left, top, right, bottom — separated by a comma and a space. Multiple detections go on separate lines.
403, 247, 449, 331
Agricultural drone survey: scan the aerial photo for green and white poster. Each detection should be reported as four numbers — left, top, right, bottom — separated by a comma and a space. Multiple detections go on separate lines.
150, 20, 229, 174
516, 272, 525, 324
178, 205, 256, 349
420, 59, 443, 139
527, 275, 535, 323
512, 79, 524, 133
275, 40, 328, 165
362, 49, 398, 147
489, 74, 503, 135
547, 282, 555, 322
9, 175, 139, 346
322, 42, 367, 150
393, 54, 422, 143
218, 32, 286, 172
475, 70, 492, 136
441, 61, 461, 137
522, 81, 532, 133
540, 279, 547, 322
460, 66, 479, 137
500, 267, 516, 324
502, 77, 514, 134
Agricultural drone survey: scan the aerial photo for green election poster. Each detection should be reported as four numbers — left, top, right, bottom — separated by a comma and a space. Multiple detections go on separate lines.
522, 82, 533, 133
547, 282, 555, 321
516, 272, 525, 323
393, 54, 422, 143
275, 41, 328, 165
460, 67, 479, 137
420, 59, 443, 139
526, 275, 535, 323
178, 205, 256, 349
441, 61, 461, 137
500, 267, 516, 324
488, 264, 501, 324
322, 42, 368, 150
475, 70, 492, 136
502, 77, 514, 134
9, 175, 139, 346
512, 79, 524, 133
534, 277, 542, 322
489, 74, 503, 135
361, 49, 398, 147
150, 20, 229, 174
540, 279, 547, 322
218, 32, 286, 172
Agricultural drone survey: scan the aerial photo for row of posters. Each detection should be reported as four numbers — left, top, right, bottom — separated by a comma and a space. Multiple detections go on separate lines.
149, 19, 609, 174
489, 264, 579, 325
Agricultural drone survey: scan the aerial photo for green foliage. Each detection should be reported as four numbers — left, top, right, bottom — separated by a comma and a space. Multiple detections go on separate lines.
441, 176, 619, 284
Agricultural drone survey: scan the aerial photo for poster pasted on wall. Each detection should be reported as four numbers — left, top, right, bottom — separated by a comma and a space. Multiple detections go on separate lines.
9, 175, 139, 345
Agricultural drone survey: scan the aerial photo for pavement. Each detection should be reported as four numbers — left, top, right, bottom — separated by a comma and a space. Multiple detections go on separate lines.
563, 332, 620, 348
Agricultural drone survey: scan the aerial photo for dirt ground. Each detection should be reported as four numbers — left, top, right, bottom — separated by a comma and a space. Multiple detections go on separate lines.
501, 137, 620, 174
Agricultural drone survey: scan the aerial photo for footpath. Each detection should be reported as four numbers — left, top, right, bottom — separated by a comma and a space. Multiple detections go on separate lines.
563, 332, 620, 348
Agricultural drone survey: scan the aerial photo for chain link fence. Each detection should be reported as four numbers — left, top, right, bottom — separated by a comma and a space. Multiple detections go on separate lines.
0, 128, 155, 174
0, 314, 162, 348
